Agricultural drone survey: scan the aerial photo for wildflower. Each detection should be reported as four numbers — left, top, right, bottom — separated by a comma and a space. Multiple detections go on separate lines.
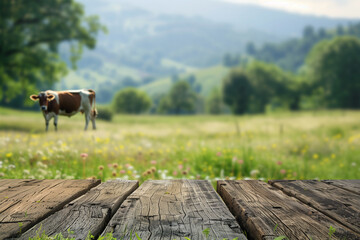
178, 164, 183, 170
80, 153, 88, 158
112, 171, 117, 177
151, 167, 156, 173
280, 169, 286, 175
150, 160, 157, 165
6, 153, 13, 158
313, 154, 319, 159
276, 161, 283, 165
216, 152, 222, 157
238, 159, 244, 164
119, 170, 126, 174
331, 154, 336, 159
98, 165, 104, 171
113, 163, 118, 169
146, 170, 152, 175
8, 164, 16, 169
250, 169, 259, 177
182, 170, 188, 175
173, 171, 178, 176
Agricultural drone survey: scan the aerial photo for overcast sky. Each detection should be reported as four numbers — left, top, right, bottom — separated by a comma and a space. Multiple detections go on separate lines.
221, 0, 360, 19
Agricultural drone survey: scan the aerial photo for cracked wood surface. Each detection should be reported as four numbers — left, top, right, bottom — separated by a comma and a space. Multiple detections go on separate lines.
0, 179, 100, 239
101, 180, 247, 240
323, 179, 360, 195
217, 180, 359, 240
19, 180, 138, 240
269, 180, 360, 235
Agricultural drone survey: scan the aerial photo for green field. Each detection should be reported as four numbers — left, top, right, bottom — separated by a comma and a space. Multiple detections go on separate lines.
140, 64, 230, 97
1, 107, 359, 183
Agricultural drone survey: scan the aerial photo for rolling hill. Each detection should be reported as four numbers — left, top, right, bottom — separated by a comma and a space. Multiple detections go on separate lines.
56, 0, 358, 103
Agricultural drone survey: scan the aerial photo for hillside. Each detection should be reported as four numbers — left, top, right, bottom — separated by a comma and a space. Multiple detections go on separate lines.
55, 0, 358, 103
140, 65, 230, 97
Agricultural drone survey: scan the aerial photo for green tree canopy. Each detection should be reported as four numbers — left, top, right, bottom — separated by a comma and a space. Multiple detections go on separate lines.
113, 88, 152, 114
222, 68, 252, 114
158, 80, 197, 114
306, 36, 360, 109
0, 0, 106, 103
206, 88, 225, 114
246, 61, 299, 112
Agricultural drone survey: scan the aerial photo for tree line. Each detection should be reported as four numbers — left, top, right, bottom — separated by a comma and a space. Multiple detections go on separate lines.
1, 1, 359, 115
105, 35, 360, 118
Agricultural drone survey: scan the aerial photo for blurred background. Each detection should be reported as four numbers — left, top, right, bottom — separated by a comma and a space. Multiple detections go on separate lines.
1, 0, 360, 114
0, 0, 359, 182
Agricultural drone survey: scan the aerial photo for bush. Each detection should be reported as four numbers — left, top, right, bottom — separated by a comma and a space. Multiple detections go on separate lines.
113, 88, 152, 114
96, 107, 113, 121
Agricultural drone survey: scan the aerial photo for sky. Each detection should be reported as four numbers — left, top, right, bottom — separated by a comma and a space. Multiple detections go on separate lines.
222, 0, 360, 19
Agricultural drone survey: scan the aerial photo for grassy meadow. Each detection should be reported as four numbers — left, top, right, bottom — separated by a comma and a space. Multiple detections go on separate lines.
0, 107, 359, 184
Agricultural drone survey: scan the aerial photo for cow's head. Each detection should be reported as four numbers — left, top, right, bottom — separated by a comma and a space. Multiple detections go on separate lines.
30, 92, 55, 111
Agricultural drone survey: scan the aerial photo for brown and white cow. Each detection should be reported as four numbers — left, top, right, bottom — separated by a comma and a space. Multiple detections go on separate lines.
30, 89, 97, 131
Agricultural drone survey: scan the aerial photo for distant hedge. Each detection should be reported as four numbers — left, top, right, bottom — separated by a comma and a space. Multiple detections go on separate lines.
96, 107, 113, 121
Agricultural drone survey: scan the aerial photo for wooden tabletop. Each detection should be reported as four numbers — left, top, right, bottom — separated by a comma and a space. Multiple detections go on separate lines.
0, 179, 359, 240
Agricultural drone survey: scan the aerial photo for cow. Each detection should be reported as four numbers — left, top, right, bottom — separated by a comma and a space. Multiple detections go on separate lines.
30, 89, 97, 131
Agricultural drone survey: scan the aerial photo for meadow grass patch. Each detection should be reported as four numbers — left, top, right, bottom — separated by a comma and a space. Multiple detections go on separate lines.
0, 108, 359, 183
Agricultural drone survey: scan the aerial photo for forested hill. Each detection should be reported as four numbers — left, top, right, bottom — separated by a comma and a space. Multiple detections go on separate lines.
57, 0, 358, 103
81, 0, 357, 38
74, 0, 357, 70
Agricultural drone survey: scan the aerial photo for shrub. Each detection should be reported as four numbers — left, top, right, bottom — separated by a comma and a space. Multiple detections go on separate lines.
112, 88, 151, 114
96, 107, 113, 121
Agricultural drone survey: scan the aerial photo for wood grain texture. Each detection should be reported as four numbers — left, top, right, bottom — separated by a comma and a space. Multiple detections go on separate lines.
0, 179, 100, 239
323, 180, 360, 195
0, 179, 42, 193
217, 180, 359, 240
19, 180, 139, 240
269, 180, 360, 234
101, 180, 247, 240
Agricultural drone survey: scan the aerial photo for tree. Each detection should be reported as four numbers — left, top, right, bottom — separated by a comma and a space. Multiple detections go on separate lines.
206, 88, 224, 114
246, 61, 295, 113
306, 36, 360, 109
222, 68, 252, 114
113, 88, 152, 114
245, 42, 256, 55
0, 0, 106, 103
157, 80, 197, 114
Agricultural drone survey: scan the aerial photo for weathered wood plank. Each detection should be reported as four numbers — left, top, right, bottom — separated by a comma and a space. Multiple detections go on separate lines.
217, 180, 359, 240
101, 180, 247, 240
0, 179, 100, 239
19, 180, 139, 240
0, 179, 42, 193
269, 180, 360, 234
322, 180, 360, 195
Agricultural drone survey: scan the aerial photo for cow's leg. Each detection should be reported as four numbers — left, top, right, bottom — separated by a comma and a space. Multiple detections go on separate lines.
44, 115, 50, 132
45, 120, 49, 132
91, 112, 96, 130
84, 113, 90, 131
54, 115, 58, 131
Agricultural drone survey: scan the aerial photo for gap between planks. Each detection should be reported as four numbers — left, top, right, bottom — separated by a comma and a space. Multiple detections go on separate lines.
0, 179, 100, 239
217, 180, 360, 240
19, 180, 139, 240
